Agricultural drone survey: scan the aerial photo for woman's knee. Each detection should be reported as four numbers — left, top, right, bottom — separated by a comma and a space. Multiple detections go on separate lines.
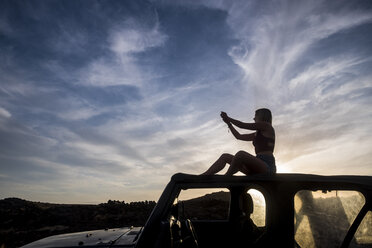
233, 151, 254, 168
220, 153, 233, 163
234, 150, 248, 160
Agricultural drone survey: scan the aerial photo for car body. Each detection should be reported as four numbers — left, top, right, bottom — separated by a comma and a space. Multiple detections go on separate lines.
21, 227, 142, 248
22, 173, 372, 248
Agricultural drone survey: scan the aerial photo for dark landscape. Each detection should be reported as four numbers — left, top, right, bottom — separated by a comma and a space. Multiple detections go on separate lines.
0, 192, 229, 248
0, 198, 156, 248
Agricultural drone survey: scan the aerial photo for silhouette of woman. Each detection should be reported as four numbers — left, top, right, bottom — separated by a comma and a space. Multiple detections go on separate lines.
201, 108, 276, 175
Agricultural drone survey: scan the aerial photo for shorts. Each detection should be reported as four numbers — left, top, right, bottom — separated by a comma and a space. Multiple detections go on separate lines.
256, 154, 276, 175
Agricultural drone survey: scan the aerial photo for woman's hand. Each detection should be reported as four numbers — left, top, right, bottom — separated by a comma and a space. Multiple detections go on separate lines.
220, 111, 230, 124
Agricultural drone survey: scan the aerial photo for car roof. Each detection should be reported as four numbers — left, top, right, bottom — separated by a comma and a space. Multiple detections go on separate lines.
170, 173, 372, 191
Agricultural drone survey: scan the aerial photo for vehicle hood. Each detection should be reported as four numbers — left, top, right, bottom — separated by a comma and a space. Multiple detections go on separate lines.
21, 226, 142, 248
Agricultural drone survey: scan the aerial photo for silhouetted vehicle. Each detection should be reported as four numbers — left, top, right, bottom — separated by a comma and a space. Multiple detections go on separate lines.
22, 173, 372, 248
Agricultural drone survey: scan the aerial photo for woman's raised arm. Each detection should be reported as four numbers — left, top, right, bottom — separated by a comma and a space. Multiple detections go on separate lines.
226, 114, 271, 131
227, 123, 256, 141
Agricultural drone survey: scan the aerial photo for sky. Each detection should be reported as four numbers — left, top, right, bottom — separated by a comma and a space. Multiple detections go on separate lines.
0, 0, 371, 204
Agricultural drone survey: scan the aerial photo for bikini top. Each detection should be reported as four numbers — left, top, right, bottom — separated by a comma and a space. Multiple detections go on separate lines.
253, 130, 275, 154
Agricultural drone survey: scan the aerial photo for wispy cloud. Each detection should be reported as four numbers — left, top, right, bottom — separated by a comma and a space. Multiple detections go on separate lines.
214, 0, 372, 173
227, 0, 372, 92
0, 107, 11, 118
77, 17, 167, 88
0, 0, 371, 203
109, 20, 167, 55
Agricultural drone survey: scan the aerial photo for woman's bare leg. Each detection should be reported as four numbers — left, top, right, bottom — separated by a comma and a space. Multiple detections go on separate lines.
225, 150, 268, 176
201, 153, 234, 175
